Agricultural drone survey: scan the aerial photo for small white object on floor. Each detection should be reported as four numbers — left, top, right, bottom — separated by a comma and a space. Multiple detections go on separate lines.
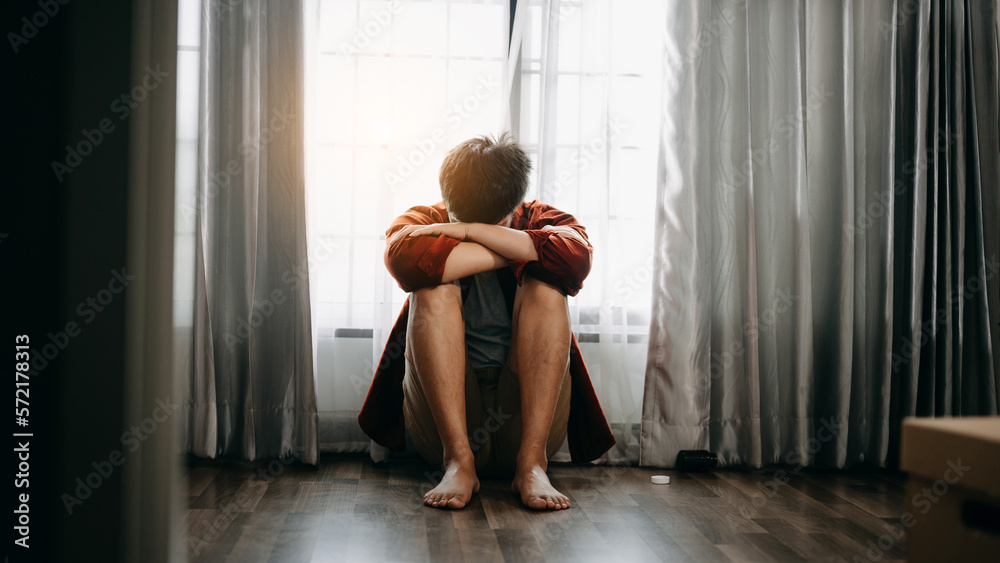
651, 475, 670, 485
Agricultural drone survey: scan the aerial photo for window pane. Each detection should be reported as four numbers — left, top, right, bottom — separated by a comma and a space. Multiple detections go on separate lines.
176, 0, 201, 48
318, 0, 357, 52
610, 0, 662, 75
610, 147, 656, 219
357, 1, 395, 55
389, 58, 448, 144
520, 72, 541, 144
317, 55, 356, 144
446, 59, 504, 146
556, 74, 580, 144
449, 3, 504, 59
312, 147, 354, 237
353, 147, 387, 227
351, 239, 378, 305
393, 3, 447, 57
548, 148, 579, 211
557, 4, 581, 72
614, 75, 660, 148
174, 140, 198, 234
176, 51, 200, 142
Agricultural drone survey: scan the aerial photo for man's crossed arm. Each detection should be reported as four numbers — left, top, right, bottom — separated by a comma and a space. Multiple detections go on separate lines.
392, 221, 584, 283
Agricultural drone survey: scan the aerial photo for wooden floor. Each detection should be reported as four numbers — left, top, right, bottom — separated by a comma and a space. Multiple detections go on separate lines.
184, 456, 909, 562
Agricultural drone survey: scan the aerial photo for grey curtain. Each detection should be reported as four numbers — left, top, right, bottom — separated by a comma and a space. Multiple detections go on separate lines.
642, 0, 999, 468
184, 0, 319, 465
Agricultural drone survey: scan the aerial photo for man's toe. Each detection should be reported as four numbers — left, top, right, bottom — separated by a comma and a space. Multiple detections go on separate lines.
527, 496, 548, 510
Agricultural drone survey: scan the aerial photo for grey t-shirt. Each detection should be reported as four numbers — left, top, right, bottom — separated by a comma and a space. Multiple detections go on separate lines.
463, 271, 512, 369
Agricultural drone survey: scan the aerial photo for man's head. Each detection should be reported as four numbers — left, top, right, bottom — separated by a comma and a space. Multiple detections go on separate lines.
439, 132, 531, 224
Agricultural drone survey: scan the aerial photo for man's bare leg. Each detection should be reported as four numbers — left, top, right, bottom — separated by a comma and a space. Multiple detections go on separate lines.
508, 276, 572, 510
408, 283, 479, 509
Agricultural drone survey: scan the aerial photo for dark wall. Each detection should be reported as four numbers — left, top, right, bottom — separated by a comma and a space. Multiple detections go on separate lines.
5, 1, 134, 561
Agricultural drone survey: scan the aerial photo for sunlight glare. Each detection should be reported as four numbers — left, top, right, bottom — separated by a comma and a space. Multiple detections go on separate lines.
372, 118, 393, 146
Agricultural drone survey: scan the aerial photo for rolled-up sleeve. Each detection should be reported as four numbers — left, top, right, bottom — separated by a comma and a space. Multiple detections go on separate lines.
508, 204, 593, 296
384, 205, 461, 292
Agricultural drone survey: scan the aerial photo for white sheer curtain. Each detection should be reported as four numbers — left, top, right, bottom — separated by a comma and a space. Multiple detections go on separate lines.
510, 0, 665, 464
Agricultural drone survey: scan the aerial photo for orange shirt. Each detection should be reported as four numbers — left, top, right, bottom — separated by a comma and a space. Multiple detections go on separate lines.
357, 200, 615, 462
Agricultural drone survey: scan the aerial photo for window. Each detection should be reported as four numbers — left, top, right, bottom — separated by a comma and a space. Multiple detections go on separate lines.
173, 0, 200, 330
305, 0, 510, 335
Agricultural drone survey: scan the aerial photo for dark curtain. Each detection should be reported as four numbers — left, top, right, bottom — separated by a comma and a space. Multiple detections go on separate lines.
182, 0, 319, 465
641, 0, 999, 468
886, 0, 1000, 466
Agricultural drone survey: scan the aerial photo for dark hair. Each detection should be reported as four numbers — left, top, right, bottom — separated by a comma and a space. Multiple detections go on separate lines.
439, 132, 531, 224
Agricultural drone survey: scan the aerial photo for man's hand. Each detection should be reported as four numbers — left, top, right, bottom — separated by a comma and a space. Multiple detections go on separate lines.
401, 222, 471, 241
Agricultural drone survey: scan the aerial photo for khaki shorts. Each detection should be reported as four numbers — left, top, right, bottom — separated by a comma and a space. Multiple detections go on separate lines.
401, 351, 571, 477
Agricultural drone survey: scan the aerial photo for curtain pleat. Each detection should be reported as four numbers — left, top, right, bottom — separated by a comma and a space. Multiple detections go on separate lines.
183, 0, 319, 465
642, 0, 999, 469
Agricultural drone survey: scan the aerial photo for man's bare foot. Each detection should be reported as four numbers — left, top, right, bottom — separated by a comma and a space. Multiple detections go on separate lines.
511, 465, 571, 510
424, 458, 480, 509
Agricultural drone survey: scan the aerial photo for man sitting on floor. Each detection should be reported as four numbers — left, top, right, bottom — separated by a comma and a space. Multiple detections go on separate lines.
358, 132, 614, 511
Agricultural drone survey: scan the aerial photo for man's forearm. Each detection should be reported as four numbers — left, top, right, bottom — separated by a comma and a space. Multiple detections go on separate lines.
466, 223, 539, 262
441, 241, 509, 283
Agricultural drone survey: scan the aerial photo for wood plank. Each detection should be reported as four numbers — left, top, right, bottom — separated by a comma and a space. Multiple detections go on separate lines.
735, 531, 807, 562
655, 520, 733, 562
482, 492, 531, 529
425, 516, 464, 562
802, 472, 905, 517
319, 457, 362, 481
227, 511, 288, 562
456, 528, 505, 563
815, 512, 907, 560
593, 518, 682, 562
383, 514, 431, 561
568, 488, 624, 523
269, 512, 324, 563
557, 465, 638, 507
615, 506, 695, 561
449, 493, 492, 529
308, 514, 353, 562
527, 512, 602, 561
495, 528, 543, 562
255, 474, 304, 514
341, 516, 390, 561
752, 518, 847, 562
293, 482, 336, 514
805, 525, 876, 563
191, 511, 250, 562
716, 539, 779, 563
189, 469, 251, 510
186, 467, 221, 499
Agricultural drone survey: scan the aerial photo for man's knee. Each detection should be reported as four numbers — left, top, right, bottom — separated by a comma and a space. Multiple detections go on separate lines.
410, 282, 463, 322
517, 275, 568, 315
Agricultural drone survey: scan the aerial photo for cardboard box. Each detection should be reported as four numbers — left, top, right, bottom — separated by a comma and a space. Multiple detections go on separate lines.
900, 417, 1000, 562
